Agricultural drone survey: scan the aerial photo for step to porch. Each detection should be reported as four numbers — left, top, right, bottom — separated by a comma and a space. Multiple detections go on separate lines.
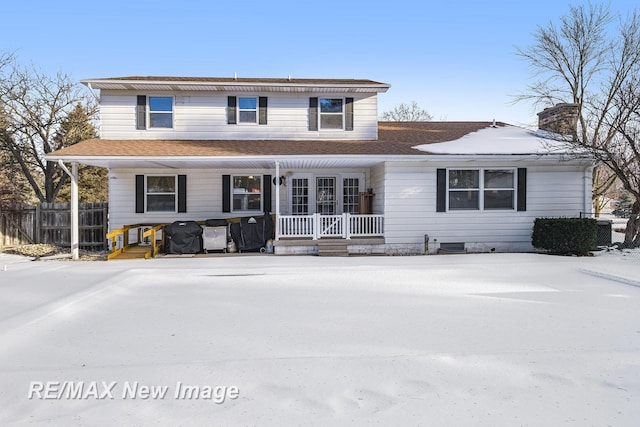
317, 240, 349, 257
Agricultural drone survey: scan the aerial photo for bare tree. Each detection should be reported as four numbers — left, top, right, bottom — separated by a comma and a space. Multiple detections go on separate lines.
592, 165, 619, 216
0, 57, 97, 203
517, 3, 640, 247
381, 101, 432, 121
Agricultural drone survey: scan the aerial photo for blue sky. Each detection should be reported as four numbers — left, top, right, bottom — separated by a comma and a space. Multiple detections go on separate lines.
3, 0, 636, 127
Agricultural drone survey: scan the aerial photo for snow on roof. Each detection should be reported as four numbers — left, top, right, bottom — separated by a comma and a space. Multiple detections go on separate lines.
414, 124, 574, 155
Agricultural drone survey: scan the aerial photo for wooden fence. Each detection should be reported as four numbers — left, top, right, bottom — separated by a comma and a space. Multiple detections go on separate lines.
0, 202, 108, 251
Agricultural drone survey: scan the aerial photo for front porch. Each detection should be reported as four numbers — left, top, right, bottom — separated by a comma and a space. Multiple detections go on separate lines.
277, 213, 384, 240
106, 213, 385, 259
275, 213, 385, 256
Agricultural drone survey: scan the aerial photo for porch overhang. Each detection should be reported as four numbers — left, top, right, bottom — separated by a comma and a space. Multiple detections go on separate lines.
44, 154, 405, 169
45, 153, 591, 170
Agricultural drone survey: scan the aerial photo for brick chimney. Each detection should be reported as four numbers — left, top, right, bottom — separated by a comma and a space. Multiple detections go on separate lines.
537, 103, 579, 136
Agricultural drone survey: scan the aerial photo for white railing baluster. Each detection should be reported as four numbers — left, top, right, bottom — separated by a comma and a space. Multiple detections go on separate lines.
277, 213, 384, 239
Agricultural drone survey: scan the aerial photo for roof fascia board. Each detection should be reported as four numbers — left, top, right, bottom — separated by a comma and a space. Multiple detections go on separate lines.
46, 153, 589, 164
80, 79, 390, 93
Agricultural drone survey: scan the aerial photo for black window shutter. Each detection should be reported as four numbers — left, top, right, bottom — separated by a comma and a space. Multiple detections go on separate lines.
259, 97, 268, 125
222, 175, 231, 212
177, 175, 187, 213
345, 97, 354, 131
136, 96, 146, 130
517, 168, 527, 211
263, 174, 272, 213
227, 96, 237, 124
309, 97, 318, 131
436, 169, 446, 212
135, 175, 145, 213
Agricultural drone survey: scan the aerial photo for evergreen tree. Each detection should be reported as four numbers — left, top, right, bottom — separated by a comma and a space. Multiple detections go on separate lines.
54, 104, 108, 202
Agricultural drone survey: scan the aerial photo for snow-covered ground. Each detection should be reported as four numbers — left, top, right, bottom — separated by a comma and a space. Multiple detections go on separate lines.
0, 252, 639, 426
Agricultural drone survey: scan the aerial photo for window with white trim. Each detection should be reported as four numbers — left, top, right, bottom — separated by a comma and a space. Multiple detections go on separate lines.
343, 178, 360, 214
291, 178, 309, 215
238, 97, 258, 123
319, 98, 343, 129
448, 169, 515, 211
146, 175, 176, 212
483, 169, 515, 209
233, 175, 262, 211
148, 96, 173, 128
288, 173, 363, 215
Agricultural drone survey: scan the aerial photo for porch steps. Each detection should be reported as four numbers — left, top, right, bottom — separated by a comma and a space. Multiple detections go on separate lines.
109, 244, 152, 260
317, 239, 349, 257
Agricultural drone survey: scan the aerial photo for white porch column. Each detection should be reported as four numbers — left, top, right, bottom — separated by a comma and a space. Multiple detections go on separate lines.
70, 162, 79, 260
58, 160, 79, 260
275, 160, 280, 240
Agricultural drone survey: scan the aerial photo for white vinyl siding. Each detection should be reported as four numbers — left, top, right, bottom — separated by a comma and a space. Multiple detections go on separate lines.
99, 91, 378, 140
382, 161, 591, 252
110, 168, 370, 230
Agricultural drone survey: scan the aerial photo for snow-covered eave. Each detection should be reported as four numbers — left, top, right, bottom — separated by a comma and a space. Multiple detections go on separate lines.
412, 124, 596, 159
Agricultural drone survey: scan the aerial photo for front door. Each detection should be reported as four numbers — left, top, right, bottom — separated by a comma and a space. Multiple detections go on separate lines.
316, 177, 336, 215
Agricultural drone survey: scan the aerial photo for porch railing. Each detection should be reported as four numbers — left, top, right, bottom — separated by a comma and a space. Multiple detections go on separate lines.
277, 213, 384, 240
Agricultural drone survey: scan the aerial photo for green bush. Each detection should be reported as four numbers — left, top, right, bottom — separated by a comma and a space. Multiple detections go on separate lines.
532, 218, 597, 255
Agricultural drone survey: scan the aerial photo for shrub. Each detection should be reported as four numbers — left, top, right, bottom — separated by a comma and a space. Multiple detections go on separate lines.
532, 218, 597, 255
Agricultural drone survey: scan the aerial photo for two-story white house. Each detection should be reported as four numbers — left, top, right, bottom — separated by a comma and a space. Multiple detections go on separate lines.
47, 76, 593, 256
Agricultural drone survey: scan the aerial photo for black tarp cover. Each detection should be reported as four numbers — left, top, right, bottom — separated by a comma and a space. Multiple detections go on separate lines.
230, 214, 274, 252
165, 221, 203, 254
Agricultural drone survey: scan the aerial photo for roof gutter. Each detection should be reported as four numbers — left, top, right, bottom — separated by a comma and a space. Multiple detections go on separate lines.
45, 153, 591, 164
80, 79, 391, 93
85, 82, 100, 103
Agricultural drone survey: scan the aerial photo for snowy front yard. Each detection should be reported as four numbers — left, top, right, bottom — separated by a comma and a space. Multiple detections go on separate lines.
0, 253, 639, 426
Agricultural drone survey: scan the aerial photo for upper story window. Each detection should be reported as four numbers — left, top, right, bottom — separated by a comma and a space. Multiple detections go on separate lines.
309, 97, 353, 131
448, 169, 515, 211
227, 96, 267, 125
136, 95, 173, 129
148, 97, 173, 128
320, 98, 344, 129
238, 97, 258, 123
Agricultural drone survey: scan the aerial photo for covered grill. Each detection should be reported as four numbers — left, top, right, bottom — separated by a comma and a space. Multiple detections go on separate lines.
165, 221, 203, 254
229, 214, 274, 253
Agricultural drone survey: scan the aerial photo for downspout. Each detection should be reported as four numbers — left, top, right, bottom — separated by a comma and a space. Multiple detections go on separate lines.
275, 160, 280, 240
86, 82, 100, 103
584, 164, 593, 216
57, 160, 79, 260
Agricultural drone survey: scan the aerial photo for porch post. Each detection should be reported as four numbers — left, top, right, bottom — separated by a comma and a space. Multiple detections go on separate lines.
275, 160, 280, 240
57, 160, 80, 260
70, 162, 79, 260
